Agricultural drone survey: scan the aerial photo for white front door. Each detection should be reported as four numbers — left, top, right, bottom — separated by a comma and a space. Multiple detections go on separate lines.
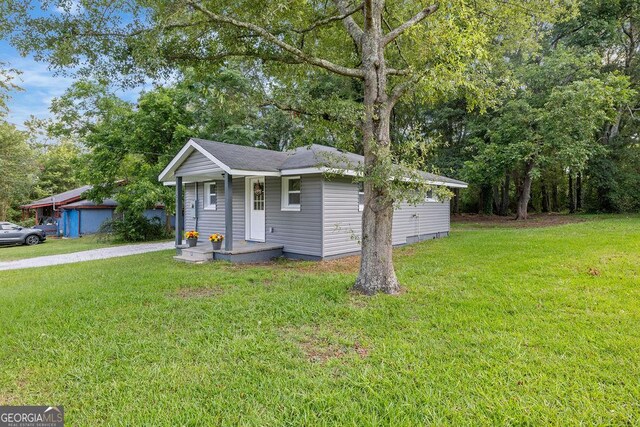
248, 177, 266, 241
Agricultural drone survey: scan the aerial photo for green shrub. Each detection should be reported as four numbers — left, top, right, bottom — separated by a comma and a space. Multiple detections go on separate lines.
98, 214, 170, 242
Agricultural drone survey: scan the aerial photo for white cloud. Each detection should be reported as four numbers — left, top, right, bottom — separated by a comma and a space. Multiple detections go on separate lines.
3, 56, 74, 126
55, 0, 84, 16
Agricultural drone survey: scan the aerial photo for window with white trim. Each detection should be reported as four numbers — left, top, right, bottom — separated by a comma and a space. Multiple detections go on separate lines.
204, 182, 217, 210
281, 176, 301, 211
357, 182, 364, 211
425, 188, 436, 202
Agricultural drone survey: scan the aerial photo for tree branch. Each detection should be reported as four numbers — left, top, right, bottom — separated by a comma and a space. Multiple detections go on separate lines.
332, 0, 365, 46
388, 72, 426, 108
383, 12, 409, 67
383, 4, 438, 47
165, 51, 304, 65
297, 2, 363, 35
186, 0, 364, 78
387, 68, 410, 76
259, 101, 339, 121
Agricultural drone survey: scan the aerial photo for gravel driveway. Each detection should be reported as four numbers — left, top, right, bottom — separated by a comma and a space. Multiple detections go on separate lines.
0, 241, 175, 271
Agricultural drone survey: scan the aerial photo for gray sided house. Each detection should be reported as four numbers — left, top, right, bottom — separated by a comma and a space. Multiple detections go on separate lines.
159, 138, 467, 261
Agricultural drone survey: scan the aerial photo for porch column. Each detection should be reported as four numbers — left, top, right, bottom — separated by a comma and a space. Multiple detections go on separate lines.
175, 176, 183, 247
224, 172, 233, 251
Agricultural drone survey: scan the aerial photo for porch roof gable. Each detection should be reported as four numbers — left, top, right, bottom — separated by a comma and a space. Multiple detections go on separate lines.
158, 139, 287, 182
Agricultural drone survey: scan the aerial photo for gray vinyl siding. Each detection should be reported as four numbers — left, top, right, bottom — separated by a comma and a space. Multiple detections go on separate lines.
175, 149, 223, 176
322, 178, 362, 257
322, 177, 451, 256
183, 178, 245, 242
264, 175, 323, 257
391, 200, 450, 245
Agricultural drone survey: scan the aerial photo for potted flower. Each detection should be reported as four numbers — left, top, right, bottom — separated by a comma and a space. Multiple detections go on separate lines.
185, 230, 199, 247
209, 233, 224, 250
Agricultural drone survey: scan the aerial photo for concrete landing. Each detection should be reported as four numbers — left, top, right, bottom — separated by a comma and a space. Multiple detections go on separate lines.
174, 241, 284, 264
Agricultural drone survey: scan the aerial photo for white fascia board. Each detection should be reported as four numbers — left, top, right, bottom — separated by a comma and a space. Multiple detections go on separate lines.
158, 142, 196, 182
228, 169, 281, 177
425, 181, 468, 188
281, 167, 359, 176
442, 182, 468, 188
190, 140, 232, 174
158, 139, 234, 182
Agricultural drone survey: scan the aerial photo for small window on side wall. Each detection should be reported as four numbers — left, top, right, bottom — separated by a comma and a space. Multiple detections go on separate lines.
205, 182, 217, 210
358, 182, 364, 211
425, 188, 436, 202
282, 177, 301, 211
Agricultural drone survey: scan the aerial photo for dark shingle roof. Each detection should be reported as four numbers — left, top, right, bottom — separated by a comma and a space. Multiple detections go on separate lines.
22, 185, 93, 208
192, 139, 288, 172
280, 144, 467, 186
280, 144, 363, 170
188, 139, 467, 186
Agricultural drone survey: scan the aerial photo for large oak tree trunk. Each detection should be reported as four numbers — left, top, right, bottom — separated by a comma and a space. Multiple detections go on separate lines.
353, 0, 399, 295
515, 161, 535, 220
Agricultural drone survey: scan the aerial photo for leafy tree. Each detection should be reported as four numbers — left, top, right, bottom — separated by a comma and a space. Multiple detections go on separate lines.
7, 0, 573, 294
483, 73, 633, 219
551, 0, 640, 213
30, 139, 85, 199
0, 121, 35, 221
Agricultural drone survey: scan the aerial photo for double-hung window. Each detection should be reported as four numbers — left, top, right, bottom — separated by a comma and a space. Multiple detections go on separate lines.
204, 182, 217, 210
282, 177, 301, 211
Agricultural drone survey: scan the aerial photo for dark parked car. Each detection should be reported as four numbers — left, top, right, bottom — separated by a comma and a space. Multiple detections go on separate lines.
0, 222, 47, 246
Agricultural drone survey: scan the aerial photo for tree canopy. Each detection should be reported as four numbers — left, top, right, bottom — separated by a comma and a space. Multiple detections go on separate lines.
1, 0, 640, 292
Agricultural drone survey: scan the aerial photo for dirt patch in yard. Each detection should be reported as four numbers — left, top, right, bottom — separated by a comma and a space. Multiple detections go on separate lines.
0, 390, 18, 405
452, 213, 586, 229
281, 326, 370, 364
247, 255, 361, 274
170, 286, 224, 299
0, 373, 28, 405
300, 255, 361, 274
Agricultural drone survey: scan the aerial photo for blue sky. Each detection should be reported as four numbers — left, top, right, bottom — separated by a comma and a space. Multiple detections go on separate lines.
0, 1, 148, 131
1, 41, 145, 132
1, 41, 76, 129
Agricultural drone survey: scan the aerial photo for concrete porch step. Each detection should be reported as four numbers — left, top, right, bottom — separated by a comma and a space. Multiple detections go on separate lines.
175, 246, 215, 263
173, 255, 209, 264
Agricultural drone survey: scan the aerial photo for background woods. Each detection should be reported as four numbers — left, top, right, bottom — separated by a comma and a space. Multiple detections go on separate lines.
1, 1, 638, 222
0, 1, 638, 291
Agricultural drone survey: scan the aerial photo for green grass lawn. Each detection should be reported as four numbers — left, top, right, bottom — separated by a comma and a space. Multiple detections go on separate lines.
1, 216, 639, 425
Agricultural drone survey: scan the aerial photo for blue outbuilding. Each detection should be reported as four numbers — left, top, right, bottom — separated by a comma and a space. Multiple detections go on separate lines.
59, 199, 118, 238
59, 198, 168, 238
